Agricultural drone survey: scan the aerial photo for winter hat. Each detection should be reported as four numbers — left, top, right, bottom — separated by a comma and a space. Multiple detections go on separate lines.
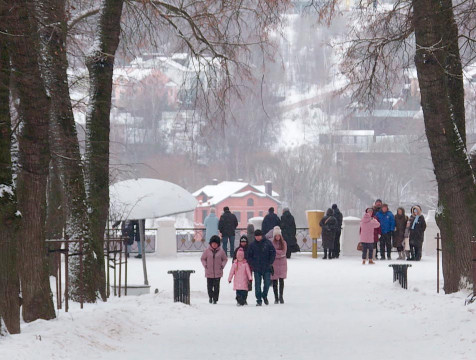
375, 199, 382, 204
332, 204, 338, 209
236, 248, 245, 261
254, 229, 263, 237
223, 206, 230, 212
365, 207, 374, 215
272, 226, 281, 238
239, 235, 248, 243
326, 208, 333, 216
411, 205, 422, 215
209, 235, 220, 245
269, 207, 275, 213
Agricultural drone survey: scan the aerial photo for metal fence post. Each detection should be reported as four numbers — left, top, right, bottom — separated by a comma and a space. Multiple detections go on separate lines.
436, 233, 441, 294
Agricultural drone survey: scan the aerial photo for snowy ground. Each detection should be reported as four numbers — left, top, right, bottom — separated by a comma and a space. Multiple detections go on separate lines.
1, 253, 475, 360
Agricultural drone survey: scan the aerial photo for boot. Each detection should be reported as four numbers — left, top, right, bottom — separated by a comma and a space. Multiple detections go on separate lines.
323, 249, 328, 259
362, 259, 366, 265
369, 259, 375, 264
387, 252, 392, 260
279, 279, 284, 304
272, 280, 279, 304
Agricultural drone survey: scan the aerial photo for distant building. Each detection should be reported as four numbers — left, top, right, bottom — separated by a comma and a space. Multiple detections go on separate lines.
193, 181, 280, 228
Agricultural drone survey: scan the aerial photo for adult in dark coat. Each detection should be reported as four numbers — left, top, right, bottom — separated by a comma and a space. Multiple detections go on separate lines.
261, 207, 281, 237
331, 204, 343, 259
248, 229, 276, 306
409, 205, 426, 261
394, 207, 408, 259
218, 206, 239, 257
319, 208, 338, 259
280, 208, 299, 258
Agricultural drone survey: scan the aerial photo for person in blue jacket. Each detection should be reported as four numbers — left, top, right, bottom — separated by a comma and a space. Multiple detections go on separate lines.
247, 229, 276, 306
376, 204, 396, 260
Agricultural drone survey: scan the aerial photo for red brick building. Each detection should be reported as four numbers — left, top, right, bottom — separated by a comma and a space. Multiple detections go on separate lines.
193, 181, 280, 228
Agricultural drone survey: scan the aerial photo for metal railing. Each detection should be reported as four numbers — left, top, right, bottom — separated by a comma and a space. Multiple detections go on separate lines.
175, 227, 316, 252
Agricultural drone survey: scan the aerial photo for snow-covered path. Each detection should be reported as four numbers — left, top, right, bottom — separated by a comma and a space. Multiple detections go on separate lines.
1, 254, 475, 360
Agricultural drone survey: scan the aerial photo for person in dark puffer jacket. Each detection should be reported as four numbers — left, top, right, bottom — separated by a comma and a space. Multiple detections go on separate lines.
261, 207, 281, 238
218, 206, 238, 258
247, 229, 276, 306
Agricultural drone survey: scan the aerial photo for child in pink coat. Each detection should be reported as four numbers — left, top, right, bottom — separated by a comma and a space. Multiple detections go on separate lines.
228, 248, 253, 306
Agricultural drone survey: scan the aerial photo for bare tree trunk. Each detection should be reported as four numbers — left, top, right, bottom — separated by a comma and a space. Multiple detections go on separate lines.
5, 0, 55, 321
413, 0, 475, 293
85, 0, 125, 300
38, 0, 104, 302
0, 37, 20, 335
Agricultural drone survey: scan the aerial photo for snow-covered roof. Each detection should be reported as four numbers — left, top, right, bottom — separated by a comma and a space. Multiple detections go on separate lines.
194, 181, 280, 207
355, 110, 419, 118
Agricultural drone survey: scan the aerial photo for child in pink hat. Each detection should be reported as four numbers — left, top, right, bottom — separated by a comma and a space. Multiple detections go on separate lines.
228, 248, 253, 306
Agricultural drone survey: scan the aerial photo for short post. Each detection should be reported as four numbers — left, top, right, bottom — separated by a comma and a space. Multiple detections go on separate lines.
472, 237, 476, 298
65, 240, 69, 312
167, 270, 195, 304
79, 238, 84, 309
118, 239, 122, 298
436, 233, 441, 294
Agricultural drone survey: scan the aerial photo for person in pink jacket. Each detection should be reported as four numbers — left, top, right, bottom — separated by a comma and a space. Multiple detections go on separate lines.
201, 235, 228, 304
360, 208, 381, 265
270, 226, 287, 304
228, 248, 253, 306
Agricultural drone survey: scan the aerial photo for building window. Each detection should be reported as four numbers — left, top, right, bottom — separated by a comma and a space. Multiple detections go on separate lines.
202, 210, 208, 223
234, 211, 241, 223
247, 211, 254, 222
247, 198, 254, 206
259, 211, 263, 217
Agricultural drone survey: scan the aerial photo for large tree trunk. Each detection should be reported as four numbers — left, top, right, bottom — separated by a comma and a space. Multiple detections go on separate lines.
5, 0, 55, 321
85, 0, 124, 300
413, 0, 475, 293
0, 38, 20, 334
38, 0, 104, 302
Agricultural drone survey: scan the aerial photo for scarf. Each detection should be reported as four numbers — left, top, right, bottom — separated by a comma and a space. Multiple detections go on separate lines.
411, 215, 420, 230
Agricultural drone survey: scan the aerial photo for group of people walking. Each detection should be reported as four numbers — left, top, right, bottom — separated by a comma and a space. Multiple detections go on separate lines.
359, 199, 427, 264
201, 206, 292, 306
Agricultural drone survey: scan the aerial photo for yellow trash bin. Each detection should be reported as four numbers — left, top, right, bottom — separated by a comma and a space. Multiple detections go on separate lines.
306, 210, 325, 258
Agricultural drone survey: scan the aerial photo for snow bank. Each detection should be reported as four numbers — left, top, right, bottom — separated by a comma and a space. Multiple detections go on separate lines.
1, 255, 475, 360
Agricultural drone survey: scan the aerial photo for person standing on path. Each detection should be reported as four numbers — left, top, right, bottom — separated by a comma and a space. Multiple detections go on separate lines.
228, 248, 253, 306
218, 206, 238, 258
201, 235, 228, 304
270, 227, 287, 304
319, 209, 338, 259
394, 207, 408, 260
360, 208, 381, 264
247, 229, 276, 306
280, 208, 299, 258
331, 204, 343, 259
261, 207, 281, 238
204, 208, 219, 243
376, 204, 396, 260
409, 205, 426, 261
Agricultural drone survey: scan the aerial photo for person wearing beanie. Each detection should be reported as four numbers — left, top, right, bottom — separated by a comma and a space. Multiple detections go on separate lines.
233, 235, 249, 260
331, 204, 343, 259
270, 226, 287, 304
261, 207, 281, 239
248, 228, 276, 306
228, 248, 253, 306
201, 235, 228, 304
319, 209, 338, 259
218, 207, 239, 258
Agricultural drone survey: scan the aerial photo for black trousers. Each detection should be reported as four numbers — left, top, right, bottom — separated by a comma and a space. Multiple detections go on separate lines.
236, 290, 248, 305
379, 233, 392, 259
333, 230, 341, 258
272, 279, 284, 300
207, 278, 220, 301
